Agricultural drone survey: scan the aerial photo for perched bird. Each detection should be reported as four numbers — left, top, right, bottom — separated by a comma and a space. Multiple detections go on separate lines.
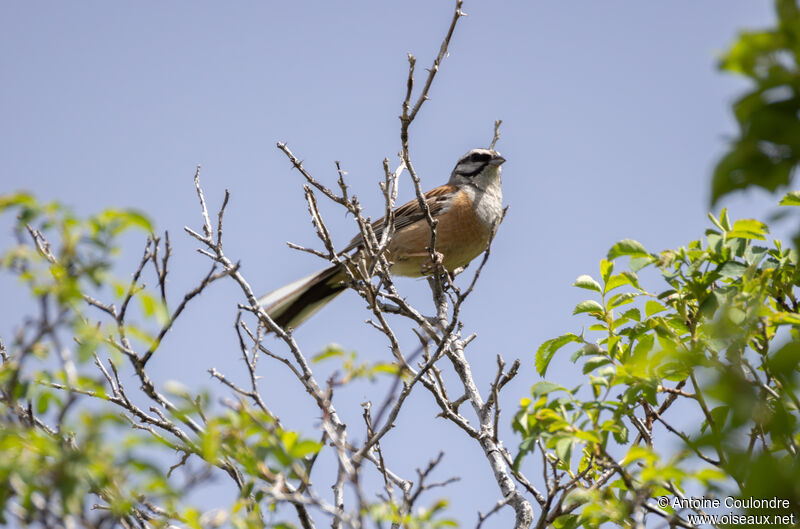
259, 148, 505, 330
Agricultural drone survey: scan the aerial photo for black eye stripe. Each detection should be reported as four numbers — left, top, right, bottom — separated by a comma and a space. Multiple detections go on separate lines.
453, 150, 500, 177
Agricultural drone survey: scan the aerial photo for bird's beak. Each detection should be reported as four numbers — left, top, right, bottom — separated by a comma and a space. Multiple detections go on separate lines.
489, 155, 506, 166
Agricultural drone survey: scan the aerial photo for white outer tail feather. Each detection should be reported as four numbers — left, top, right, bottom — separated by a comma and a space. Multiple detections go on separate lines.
258, 268, 325, 315
258, 267, 343, 329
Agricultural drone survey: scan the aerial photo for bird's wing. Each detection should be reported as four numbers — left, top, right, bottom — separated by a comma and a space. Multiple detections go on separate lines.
342, 184, 457, 253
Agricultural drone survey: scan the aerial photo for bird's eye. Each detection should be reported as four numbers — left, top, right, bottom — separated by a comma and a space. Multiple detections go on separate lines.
470, 152, 492, 163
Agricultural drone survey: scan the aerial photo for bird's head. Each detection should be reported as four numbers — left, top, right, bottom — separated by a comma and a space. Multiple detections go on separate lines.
449, 148, 505, 189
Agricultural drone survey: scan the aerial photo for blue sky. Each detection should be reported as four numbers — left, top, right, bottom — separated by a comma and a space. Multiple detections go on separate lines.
0, 1, 782, 526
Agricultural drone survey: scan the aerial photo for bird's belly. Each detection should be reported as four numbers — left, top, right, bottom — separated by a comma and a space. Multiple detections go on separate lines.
386, 203, 494, 277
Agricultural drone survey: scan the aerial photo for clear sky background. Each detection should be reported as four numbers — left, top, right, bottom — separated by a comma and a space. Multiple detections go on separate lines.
0, 1, 784, 526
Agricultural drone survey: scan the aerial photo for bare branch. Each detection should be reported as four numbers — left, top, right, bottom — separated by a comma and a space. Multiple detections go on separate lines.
489, 119, 503, 150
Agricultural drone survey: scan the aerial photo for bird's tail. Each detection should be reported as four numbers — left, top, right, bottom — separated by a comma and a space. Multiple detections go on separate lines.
258, 264, 348, 330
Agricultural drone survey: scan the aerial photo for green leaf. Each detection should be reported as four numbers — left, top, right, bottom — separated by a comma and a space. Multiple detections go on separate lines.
573, 275, 601, 292
96, 208, 154, 234
632, 333, 655, 359
288, 439, 322, 459
705, 406, 730, 434
74, 319, 105, 362
112, 281, 127, 299
531, 381, 567, 397
707, 212, 726, 232
621, 271, 642, 290
573, 430, 602, 444
727, 218, 768, 240
770, 311, 800, 326
620, 308, 641, 322
554, 437, 573, 462
371, 363, 401, 376
119, 209, 154, 233
312, 345, 345, 363
37, 392, 54, 414
613, 423, 629, 444
600, 259, 614, 284
608, 292, 635, 309
719, 208, 731, 232
744, 244, 768, 265
138, 291, 170, 326
716, 260, 747, 279
712, 137, 795, 206
561, 490, 591, 511
607, 239, 649, 260
582, 355, 611, 374
573, 300, 604, 316
629, 256, 654, 272
721, 30, 783, 75
124, 324, 157, 351
767, 341, 800, 378
779, 191, 800, 205
604, 274, 630, 293
622, 445, 657, 466
694, 468, 728, 485
183, 507, 203, 529
645, 300, 666, 317
536, 334, 581, 375
0, 191, 37, 211
201, 423, 221, 462
571, 343, 601, 362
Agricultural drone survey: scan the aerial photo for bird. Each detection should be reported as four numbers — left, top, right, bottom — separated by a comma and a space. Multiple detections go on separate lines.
259, 148, 506, 330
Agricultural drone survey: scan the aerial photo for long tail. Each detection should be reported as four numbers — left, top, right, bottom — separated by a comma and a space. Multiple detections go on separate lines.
258, 265, 348, 330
